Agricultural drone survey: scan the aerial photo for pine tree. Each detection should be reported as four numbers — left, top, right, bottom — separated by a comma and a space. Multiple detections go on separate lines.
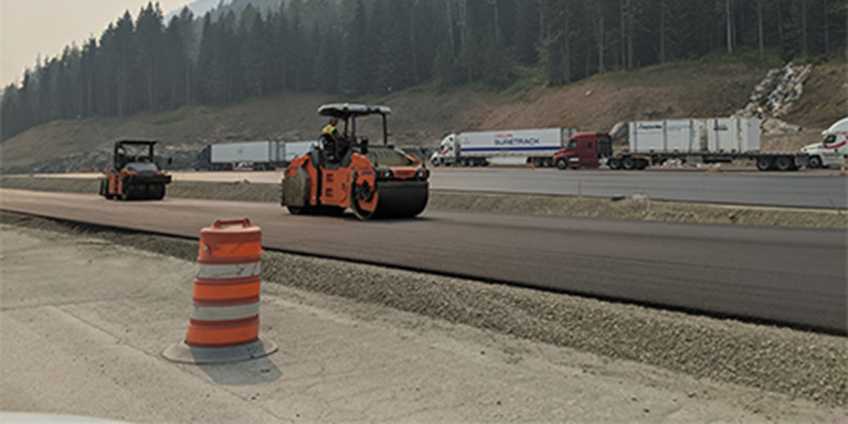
339, 0, 369, 95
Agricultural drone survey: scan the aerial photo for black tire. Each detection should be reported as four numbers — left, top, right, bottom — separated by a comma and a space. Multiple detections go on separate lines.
154, 184, 166, 200
287, 206, 307, 215
316, 206, 346, 216
556, 159, 569, 170
808, 156, 823, 169
774, 156, 794, 172
608, 158, 622, 170
543, 158, 554, 168
622, 157, 637, 171
756, 157, 773, 172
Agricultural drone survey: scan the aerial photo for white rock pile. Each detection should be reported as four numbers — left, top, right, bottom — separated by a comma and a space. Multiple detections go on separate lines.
735, 62, 813, 135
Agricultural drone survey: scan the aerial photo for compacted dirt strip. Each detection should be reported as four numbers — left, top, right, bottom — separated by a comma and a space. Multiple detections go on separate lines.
10, 225, 842, 423
1, 188, 845, 335
2, 213, 847, 410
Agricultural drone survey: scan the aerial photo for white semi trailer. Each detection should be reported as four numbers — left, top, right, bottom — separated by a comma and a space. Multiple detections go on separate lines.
205, 140, 317, 170
430, 128, 577, 167
555, 117, 811, 172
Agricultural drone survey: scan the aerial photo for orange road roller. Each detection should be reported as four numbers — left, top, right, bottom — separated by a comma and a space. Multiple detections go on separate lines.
282, 103, 429, 220
99, 139, 172, 201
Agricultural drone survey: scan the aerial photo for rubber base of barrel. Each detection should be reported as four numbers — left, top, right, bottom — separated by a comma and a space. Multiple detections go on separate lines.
162, 337, 278, 364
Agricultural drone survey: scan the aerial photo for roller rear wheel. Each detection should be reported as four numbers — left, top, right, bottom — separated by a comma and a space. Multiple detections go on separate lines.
351, 180, 377, 220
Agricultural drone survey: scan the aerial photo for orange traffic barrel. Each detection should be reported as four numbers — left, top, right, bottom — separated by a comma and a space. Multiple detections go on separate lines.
164, 218, 277, 364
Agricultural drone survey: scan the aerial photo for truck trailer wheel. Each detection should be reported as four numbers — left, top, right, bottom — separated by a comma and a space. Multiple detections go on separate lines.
756, 157, 774, 172
622, 157, 637, 171
775, 156, 795, 172
607, 158, 622, 170
808, 156, 823, 169
556, 159, 569, 170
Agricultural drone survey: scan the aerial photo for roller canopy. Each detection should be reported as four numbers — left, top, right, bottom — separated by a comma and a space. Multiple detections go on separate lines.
318, 103, 392, 118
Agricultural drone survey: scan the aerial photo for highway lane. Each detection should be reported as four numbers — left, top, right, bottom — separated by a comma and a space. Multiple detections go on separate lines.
429, 169, 848, 209
1, 188, 845, 333
37, 169, 848, 209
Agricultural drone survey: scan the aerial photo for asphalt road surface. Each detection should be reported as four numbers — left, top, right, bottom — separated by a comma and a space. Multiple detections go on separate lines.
1, 188, 845, 334
40, 168, 848, 209
429, 169, 848, 209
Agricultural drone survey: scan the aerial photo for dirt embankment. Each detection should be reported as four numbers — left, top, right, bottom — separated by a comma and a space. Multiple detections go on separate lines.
763, 62, 848, 151
2, 176, 845, 229
1, 61, 778, 174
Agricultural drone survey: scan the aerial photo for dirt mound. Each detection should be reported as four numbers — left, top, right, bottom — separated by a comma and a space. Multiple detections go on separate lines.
478, 62, 766, 132
784, 63, 848, 129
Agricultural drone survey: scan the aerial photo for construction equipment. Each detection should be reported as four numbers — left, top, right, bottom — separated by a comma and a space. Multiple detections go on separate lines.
281, 104, 429, 220
99, 139, 172, 200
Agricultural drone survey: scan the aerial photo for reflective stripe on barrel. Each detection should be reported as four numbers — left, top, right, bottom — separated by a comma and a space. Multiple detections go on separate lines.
193, 261, 262, 303
197, 261, 261, 279
191, 299, 260, 322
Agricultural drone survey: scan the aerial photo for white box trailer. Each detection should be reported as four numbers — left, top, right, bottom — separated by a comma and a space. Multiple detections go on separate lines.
431, 128, 576, 167
705, 117, 761, 153
608, 116, 807, 171
211, 141, 275, 164
207, 140, 317, 170
283, 141, 318, 162
627, 118, 760, 155
628, 119, 708, 154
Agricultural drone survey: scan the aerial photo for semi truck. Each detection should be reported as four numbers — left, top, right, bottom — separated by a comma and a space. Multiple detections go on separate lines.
553, 117, 810, 172
202, 140, 317, 171
429, 128, 577, 167
801, 117, 848, 168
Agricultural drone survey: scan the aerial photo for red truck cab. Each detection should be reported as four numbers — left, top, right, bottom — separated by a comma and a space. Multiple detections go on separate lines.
553, 132, 613, 170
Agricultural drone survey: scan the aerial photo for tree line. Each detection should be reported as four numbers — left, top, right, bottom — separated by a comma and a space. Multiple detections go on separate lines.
3, 0, 847, 141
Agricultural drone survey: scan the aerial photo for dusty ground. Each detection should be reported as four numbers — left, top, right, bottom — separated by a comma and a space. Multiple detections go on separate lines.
2, 176, 845, 229
3, 224, 845, 423
1, 212, 847, 412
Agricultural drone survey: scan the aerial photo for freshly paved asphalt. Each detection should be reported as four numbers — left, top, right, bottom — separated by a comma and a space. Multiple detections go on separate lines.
1, 188, 845, 333
428, 169, 848, 209
40, 168, 848, 209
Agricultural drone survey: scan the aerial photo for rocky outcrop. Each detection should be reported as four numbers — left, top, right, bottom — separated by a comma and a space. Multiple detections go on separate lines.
736, 63, 813, 135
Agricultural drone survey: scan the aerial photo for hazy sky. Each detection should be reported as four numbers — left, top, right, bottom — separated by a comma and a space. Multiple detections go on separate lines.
1, 0, 189, 87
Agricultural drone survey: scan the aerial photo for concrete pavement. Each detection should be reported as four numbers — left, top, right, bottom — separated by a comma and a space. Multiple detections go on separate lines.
1, 224, 843, 423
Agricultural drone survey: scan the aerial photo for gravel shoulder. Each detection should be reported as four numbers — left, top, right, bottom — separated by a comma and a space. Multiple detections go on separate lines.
2, 176, 845, 229
2, 211, 846, 410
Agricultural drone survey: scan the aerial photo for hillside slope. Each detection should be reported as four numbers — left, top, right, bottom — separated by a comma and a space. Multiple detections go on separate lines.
2, 61, 841, 173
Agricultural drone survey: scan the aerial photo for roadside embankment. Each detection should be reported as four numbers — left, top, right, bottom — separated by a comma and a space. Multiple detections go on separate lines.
2, 176, 845, 229
1, 211, 846, 407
